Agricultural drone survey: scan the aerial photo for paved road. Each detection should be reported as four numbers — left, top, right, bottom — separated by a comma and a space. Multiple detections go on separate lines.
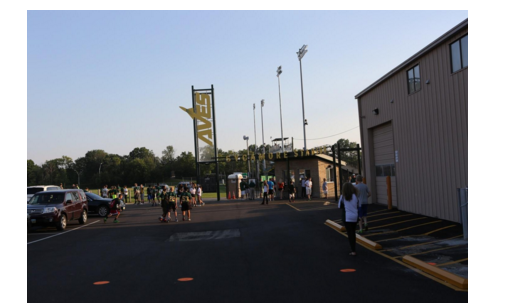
27, 199, 468, 303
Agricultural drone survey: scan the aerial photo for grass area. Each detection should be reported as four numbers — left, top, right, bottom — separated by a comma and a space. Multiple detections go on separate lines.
202, 185, 226, 198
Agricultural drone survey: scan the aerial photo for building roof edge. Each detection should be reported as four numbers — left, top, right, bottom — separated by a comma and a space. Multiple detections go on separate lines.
354, 18, 468, 100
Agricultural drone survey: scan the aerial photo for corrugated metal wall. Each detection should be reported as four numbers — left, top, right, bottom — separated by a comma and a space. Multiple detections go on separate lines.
358, 28, 468, 222
373, 122, 398, 207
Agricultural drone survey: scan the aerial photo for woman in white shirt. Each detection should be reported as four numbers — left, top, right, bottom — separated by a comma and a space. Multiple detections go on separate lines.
338, 182, 360, 256
190, 184, 196, 207
197, 185, 204, 206
123, 186, 128, 203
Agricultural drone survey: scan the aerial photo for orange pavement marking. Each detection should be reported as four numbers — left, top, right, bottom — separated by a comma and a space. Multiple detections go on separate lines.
340, 269, 356, 272
428, 262, 437, 266
178, 278, 194, 282
93, 281, 110, 285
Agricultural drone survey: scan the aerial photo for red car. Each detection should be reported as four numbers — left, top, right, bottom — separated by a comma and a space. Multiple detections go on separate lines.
27, 189, 89, 231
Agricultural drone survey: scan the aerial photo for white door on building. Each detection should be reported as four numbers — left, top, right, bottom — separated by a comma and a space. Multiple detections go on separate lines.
373, 122, 397, 207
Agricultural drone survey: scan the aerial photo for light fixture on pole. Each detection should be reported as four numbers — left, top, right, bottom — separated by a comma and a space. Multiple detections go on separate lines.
243, 135, 250, 178
297, 44, 308, 151
277, 65, 285, 153
261, 99, 266, 176
253, 103, 259, 181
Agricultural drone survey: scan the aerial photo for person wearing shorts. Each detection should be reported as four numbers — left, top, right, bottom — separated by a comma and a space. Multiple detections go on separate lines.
190, 183, 196, 207
322, 178, 328, 199
180, 187, 192, 221
104, 193, 123, 223
267, 178, 275, 201
288, 181, 296, 203
158, 186, 170, 223
167, 186, 178, 222
240, 179, 247, 200
140, 184, 145, 204
197, 185, 204, 206
355, 175, 371, 234
306, 177, 313, 201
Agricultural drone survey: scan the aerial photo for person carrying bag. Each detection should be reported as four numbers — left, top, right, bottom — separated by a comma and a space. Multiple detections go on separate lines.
338, 182, 360, 256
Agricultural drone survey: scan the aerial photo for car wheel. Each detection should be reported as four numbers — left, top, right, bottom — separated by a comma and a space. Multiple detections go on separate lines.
79, 209, 87, 224
98, 205, 109, 217
56, 214, 67, 231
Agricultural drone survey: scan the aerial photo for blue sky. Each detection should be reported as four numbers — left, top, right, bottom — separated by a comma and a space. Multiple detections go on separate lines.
27, 10, 468, 165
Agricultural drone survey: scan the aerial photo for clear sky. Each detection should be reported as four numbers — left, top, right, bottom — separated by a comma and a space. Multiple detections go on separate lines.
27, 10, 468, 165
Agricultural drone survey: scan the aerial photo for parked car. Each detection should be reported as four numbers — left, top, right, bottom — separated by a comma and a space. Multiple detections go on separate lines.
27, 185, 61, 203
85, 192, 125, 217
27, 213, 31, 232
27, 189, 88, 231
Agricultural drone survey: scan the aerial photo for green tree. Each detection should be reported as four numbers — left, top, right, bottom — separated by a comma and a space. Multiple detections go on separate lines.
334, 138, 360, 170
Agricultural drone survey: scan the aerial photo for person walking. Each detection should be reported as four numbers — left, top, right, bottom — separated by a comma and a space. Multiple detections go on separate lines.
104, 193, 123, 223
267, 178, 275, 201
177, 184, 184, 207
288, 180, 296, 203
355, 175, 372, 234
167, 186, 178, 222
140, 184, 145, 204
190, 183, 197, 207
248, 179, 256, 200
306, 177, 313, 201
261, 180, 269, 205
322, 178, 328, 199
102, 185, 108, 198
133, 183, 140, 205
278, 180, 284, 200
197, 185, 204, 206
180, 186, 192, 221
158, 186, 170, 222
59, 183, 63, 189
338, 182, 360, 256
240, 179, 247, 200
123, 186, 129, 203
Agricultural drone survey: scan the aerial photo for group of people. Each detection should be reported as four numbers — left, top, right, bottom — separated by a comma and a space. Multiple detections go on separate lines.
156, 183, 204, 223
100, 184, 142, 204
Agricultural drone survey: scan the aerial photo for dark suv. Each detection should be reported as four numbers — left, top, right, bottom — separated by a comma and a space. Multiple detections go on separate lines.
27, 189, 89, 231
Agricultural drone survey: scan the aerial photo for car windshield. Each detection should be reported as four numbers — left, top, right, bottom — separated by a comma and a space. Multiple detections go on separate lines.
27, 187, 44, 195
29, 193, 64, 205
86, 192, 103, 200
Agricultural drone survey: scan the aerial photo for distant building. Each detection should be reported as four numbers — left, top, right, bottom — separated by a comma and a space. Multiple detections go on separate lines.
355, 19, 468, 222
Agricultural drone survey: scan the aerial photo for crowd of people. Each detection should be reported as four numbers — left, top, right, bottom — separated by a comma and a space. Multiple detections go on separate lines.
98, 182, 205, 224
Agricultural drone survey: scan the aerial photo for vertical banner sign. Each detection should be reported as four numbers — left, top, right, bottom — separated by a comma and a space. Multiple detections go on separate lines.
180, 85, 220, 201
180, 88, 216, 162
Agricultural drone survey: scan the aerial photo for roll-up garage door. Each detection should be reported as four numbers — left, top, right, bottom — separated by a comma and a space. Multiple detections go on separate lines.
373, 122, 397, 207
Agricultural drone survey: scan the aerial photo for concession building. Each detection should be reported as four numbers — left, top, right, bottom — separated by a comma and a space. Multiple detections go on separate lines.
355, 19, 468, 222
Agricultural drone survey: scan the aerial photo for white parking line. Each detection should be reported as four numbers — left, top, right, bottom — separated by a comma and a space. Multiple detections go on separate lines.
27, 221, 100, 245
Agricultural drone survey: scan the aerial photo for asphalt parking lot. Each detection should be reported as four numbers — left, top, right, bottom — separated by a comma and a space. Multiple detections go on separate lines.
27, 198, 468, 303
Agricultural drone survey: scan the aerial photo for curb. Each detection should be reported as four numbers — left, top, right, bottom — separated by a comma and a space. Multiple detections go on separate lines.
325, 220, 346, 232
356, 234, 383, 250
402, 255, 468, 289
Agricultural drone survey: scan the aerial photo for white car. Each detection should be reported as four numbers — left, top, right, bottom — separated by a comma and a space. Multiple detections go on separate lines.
27, 185, 61, 203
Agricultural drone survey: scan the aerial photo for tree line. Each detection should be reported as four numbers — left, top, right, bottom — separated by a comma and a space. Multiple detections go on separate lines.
27, 139, 359, 188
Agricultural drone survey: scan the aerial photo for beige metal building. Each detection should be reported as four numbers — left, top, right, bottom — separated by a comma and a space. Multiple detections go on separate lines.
355, 19, 468, 222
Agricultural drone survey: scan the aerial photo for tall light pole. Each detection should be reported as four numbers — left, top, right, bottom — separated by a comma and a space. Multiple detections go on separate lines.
277, 65, 285, 153
261, 99, 266, 176
253, 103, 259, 180
297, 44, 308, 151
243, 135, 250, 177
